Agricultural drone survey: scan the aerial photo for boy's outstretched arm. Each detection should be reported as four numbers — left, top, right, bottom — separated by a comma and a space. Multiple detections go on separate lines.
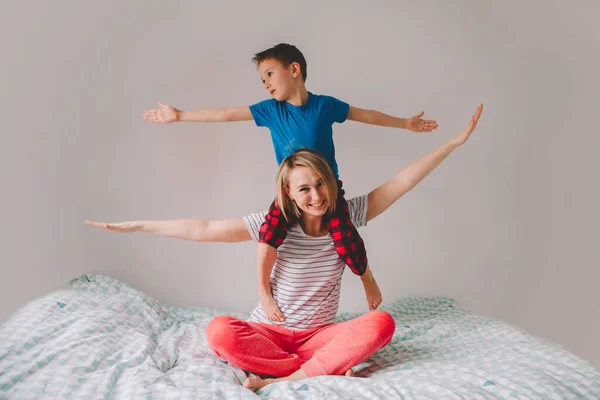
142, 102, 254, 123
347, 106, 438, 132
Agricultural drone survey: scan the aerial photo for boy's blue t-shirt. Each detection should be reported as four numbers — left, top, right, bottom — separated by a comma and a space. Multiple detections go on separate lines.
249, 92, 349, 178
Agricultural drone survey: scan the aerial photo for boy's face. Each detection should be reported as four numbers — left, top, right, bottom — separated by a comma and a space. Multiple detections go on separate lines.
258, 58, 298, 101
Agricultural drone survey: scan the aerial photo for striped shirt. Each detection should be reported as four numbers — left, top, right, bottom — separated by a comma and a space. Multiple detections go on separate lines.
243, 195, 368, 330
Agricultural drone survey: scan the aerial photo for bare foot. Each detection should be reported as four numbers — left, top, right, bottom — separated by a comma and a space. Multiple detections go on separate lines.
259, 292, 285, 322
361, 268, 382, 311
243, 369, 307, 392
243, 376, 273, 392
344, 368, 355, 377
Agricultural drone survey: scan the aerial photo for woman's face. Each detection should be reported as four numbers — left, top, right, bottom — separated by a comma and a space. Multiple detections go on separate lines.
286, 166, 329, 218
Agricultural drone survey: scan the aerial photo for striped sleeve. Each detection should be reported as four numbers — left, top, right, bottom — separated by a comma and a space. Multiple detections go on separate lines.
243, 211, 268, 242
346, 195, 368, 228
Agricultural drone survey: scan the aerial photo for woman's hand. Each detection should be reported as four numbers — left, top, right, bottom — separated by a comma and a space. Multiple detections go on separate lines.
449, 104, 483, 147
85, 220, 144, 233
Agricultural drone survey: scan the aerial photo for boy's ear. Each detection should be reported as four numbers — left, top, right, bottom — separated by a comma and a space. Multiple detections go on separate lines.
290, 62, 301, 78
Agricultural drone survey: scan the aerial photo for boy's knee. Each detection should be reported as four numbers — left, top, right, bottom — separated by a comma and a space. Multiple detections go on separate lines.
258, 232, 284, 248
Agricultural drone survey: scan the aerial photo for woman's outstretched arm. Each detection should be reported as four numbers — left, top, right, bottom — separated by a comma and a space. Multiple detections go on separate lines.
84, 218, 251, 243
366, 104, 483, 223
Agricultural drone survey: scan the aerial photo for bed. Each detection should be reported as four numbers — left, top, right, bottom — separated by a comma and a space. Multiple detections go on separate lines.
1, 274, 598, 399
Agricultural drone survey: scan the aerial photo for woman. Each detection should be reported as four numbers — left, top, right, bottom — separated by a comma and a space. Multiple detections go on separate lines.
86, 105, 483, 392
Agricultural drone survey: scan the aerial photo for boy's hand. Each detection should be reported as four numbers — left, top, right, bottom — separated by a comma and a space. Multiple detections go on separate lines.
142, 102, 180, 123
406, 111, 438, 133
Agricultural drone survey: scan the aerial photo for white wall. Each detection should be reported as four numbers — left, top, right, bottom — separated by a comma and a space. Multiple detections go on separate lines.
1, 1, 598, 366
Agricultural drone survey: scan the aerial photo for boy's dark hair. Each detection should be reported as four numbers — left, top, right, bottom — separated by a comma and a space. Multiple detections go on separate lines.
252, 43, 307, 82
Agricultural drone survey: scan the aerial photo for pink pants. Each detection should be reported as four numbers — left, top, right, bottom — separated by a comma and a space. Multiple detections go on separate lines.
205, 310, 396, 377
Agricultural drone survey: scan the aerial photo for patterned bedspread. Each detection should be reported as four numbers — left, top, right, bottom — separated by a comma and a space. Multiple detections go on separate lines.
1, 274, 598, 399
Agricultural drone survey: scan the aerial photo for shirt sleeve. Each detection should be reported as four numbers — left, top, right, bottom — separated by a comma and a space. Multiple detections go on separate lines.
346, 195, 368, 228
326, 96, 350, 124
243, 211, 268, 242
249, 99, 274, 127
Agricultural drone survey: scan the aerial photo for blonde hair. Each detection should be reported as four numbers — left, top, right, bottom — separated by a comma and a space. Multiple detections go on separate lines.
275, 149, 338, 222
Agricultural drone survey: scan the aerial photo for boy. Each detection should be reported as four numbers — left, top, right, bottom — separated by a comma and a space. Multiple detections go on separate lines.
142, 43, 438, 322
